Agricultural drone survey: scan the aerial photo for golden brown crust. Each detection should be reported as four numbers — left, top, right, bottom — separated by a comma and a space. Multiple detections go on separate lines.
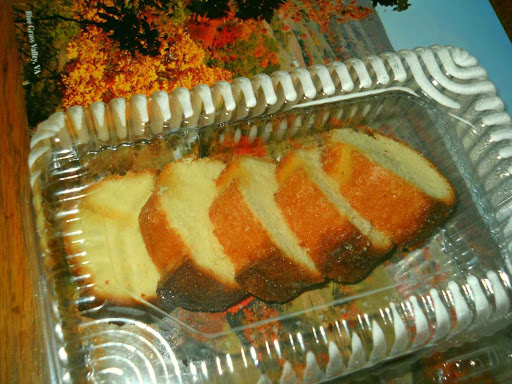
323, 141, 454, 249
216, 155, 244, 190
275, 152, 378, 281
139, 184, 246, 311
139, 192, 188, 273
67, 128, 456, 311
210, 180, 277, 272
376, 128, 456, 208
210, 159, 322, 302
325, 126, 457, 204
216, 155, 275, 191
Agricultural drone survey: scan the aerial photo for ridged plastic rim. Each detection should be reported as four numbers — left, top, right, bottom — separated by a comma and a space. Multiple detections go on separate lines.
26, 45, 512, 383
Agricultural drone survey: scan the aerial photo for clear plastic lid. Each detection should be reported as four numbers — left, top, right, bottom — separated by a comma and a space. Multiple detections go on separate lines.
24, 46, 512, 383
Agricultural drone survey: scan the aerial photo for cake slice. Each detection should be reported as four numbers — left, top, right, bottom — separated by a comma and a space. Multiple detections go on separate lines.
139, 158, 247, 312
209, 156, 323, 302
64, 171, 160, 304
323, 128, 456, 249
275, 147, 392, 282
80, 171, 156, 225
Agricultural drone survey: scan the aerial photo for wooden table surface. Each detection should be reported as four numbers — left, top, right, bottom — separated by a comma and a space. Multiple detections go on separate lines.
0, 0, 510, 383
0, 1, 44, 383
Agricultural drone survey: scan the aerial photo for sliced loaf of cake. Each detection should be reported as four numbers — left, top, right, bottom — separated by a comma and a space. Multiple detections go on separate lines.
209, 156, 323, 302
64, 171, 160, 304
139, 158, 247, 312
275, 147, 392, 282
323, 128, 456, 249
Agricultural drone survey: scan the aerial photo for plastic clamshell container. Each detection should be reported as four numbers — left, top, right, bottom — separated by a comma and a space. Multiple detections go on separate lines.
24, 45, 512, 383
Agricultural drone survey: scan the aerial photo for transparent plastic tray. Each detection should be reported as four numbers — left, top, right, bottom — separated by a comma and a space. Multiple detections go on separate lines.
24, 45, 512, 383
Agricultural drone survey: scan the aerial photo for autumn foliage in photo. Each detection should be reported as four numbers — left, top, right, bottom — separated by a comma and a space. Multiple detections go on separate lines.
13, 0, 375, 127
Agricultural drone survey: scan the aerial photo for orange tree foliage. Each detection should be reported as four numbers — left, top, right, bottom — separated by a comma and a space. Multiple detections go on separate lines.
60, 0, 281, 107
60, 0, 370, 108
187, 10, 280, 77
279, 0, 372, 31
61, 5, 233, 108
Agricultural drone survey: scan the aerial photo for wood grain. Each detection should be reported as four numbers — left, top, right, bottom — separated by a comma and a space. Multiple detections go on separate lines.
0, 1, 44, 383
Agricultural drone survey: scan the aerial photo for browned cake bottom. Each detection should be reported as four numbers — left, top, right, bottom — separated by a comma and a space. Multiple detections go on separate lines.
210, 178, 322, 302
323, 142, 452, 249
157, 259, 248, 312
140, 193, 246, 312
275, 164, 377, 282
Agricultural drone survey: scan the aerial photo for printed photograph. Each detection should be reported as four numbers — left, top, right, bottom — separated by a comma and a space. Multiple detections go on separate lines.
12, 0, 409, 128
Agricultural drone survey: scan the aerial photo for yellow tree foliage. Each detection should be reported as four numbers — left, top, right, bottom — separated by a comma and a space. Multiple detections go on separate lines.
187, 10, 280, 77
61, 9, 233, 108
60, 0, 370, 108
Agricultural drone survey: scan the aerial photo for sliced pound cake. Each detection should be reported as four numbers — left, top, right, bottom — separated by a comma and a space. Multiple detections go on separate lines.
323, 128, 455, 249
64, 171, 160, 304
209, 156, 323, 302
139, 158, 247, 312
275, 148, 392, 282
